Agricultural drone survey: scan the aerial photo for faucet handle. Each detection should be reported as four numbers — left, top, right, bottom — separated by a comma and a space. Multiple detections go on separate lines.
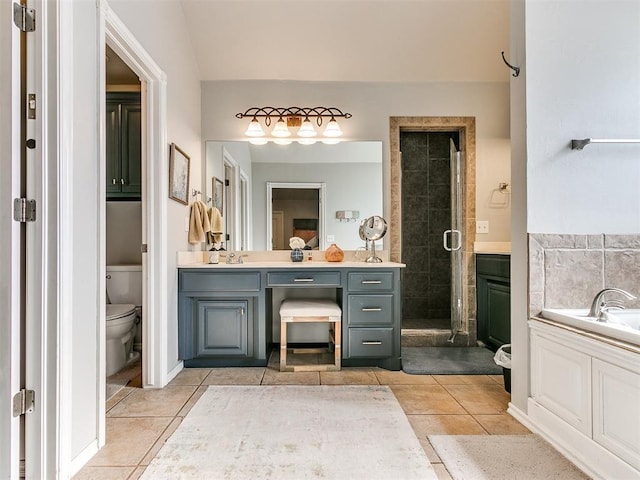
237, 254, 248, 264
226, 252, 236, 264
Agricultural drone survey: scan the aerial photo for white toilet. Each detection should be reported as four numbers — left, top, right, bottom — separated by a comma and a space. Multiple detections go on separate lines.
106, 265, 142, 377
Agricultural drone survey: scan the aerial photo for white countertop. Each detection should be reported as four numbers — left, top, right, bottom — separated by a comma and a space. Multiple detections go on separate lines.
178, 261, 405, 269
473, 241, 511, 255
177, 250, 404, 268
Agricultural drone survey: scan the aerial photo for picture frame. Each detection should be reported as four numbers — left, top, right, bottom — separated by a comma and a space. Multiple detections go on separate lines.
169, 143, 190, 205
212, 176, 224, 213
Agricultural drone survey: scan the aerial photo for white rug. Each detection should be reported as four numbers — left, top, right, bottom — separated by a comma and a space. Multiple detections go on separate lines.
429, 435, 591, 480
142, 385, 436, 479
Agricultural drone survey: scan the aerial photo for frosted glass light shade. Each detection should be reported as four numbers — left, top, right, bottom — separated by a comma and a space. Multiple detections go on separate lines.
249, 137, 268, 145
321, 138, 341, 145
297, 138, 317, 145
297, 118, 317, 137
245, 118, 265, 137
271, 118, 291, 137
323, 119, 342, 137
274, 138, 292, 145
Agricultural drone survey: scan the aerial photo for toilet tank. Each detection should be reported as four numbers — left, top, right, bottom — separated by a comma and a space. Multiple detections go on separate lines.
106, 265, 142, 306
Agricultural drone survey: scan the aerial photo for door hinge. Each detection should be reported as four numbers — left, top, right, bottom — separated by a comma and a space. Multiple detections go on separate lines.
13, 198, 36, 222
141, 243, 148, 253
12, 389, 35, 417
13, 3, 35, 32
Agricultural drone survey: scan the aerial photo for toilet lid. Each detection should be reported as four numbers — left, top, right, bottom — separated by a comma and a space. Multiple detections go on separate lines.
106, 304, 136, 321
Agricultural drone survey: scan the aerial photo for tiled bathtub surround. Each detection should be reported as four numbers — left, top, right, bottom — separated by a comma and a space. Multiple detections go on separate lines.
529, 233, 640, 316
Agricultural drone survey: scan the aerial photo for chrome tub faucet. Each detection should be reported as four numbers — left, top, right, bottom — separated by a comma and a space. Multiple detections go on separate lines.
588, 288, 636, 321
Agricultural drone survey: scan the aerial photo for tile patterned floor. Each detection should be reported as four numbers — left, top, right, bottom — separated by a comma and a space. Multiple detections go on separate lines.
73, 353, 529, 480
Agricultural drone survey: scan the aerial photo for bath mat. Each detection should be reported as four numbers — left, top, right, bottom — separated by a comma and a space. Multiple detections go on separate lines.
402, 347, 503, 375
428, 434, 590, 480
142, 385, 436, 479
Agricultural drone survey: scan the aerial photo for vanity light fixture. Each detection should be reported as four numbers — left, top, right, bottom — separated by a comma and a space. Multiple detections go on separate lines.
236, 106, 351, 145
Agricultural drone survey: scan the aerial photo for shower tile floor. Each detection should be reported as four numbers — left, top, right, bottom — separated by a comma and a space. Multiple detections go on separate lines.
74, 351, 530, 480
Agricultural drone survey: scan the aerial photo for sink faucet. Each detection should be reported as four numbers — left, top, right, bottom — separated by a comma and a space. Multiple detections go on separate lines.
226, 252, 236, 264
237, 254, 248, 264
587, 288, 636, 321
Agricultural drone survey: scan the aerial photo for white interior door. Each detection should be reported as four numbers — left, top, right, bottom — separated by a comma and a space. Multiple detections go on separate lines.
0, 2, 25, 477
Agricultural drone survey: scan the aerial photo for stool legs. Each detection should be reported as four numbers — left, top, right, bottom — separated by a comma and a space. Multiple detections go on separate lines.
279, 316, 341, 372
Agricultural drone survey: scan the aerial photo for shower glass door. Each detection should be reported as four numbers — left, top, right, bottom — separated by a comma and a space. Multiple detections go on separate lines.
447, 139, 463, 341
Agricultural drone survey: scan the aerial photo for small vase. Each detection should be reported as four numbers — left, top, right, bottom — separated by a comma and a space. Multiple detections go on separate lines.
325, 243, 344, 262
290, 248, 304, 262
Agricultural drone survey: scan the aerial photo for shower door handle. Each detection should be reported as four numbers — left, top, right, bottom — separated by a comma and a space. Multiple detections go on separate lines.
443, 230, 452, 251
443, 230, 462, 252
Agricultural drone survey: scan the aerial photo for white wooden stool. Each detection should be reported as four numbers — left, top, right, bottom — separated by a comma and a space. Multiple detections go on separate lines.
279, 299, 342, 372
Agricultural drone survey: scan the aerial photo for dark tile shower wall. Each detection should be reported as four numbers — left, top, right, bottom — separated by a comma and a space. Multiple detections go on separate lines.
401, 132, 457, 329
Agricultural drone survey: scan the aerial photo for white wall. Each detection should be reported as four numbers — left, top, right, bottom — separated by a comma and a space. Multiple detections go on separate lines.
108, 0, 202, 375
201, 80, 512, 242
526, 0, 640, 233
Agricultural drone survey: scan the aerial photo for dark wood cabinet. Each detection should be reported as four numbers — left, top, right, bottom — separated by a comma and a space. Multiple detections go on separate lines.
106, 93, 141, 199
476, 254, 511, 351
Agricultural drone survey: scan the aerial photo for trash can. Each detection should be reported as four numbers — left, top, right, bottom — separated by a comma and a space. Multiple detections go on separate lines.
493, 344, 511, 393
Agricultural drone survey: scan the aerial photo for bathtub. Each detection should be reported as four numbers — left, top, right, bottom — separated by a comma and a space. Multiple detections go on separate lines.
542, 308, 640, 346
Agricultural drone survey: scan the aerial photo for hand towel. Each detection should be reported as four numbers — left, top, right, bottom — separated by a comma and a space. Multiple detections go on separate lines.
188, 201, 211, 244
207, 206, 224, 244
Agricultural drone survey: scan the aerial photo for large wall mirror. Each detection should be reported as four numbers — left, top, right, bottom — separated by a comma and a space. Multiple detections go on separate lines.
204, 141, 383, 251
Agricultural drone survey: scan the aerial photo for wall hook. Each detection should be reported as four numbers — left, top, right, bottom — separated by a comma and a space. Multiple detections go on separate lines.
501, 51, 520, 77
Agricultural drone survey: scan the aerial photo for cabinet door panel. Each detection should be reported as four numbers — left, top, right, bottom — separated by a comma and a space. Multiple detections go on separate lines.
531, 332, 591, 434
120, 103, 142, 195
197, 300, 249, 357
593, 358, 640, 470
487, 281, 510, 347
105, 102, 121, 194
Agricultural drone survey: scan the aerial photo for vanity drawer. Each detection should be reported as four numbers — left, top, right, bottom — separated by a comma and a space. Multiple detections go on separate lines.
348, 328, 394, 358
180, 271, 261, 292
348, 295, 393, 325
267, 271, 341, 287
348, 272, 393, 292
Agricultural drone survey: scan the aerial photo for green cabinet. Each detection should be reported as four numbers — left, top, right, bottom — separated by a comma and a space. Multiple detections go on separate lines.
476, 254, 511, 351
106, 93, 141, 199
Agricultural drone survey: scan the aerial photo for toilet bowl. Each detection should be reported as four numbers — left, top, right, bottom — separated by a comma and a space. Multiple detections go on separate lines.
106, 303, 140, 377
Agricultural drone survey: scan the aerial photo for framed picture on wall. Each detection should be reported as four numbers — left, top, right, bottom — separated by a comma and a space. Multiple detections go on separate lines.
169, 143, 190, 205
213, 176, 224, 213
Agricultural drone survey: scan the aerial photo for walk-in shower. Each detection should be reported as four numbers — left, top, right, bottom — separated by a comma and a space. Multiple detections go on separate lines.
400, 131, 464, 342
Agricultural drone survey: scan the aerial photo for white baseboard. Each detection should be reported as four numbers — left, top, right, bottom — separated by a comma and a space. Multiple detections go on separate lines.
166, 360, 184, 384
69, 440, 99, 478
527, 398, 638, 480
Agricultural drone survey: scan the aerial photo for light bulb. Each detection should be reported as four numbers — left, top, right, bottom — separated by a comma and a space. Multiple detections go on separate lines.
274, 138, 292, 145
321, 138, 341, 145
297, 118, 317, 137
249, 137, 268, 145
245, 118, 265, 137
271, 117, 291, 137
323, 118, 342, 137
297, 138, 317, 145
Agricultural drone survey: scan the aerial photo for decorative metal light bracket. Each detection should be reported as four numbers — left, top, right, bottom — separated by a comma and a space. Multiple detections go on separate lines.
236, 106, 352, 127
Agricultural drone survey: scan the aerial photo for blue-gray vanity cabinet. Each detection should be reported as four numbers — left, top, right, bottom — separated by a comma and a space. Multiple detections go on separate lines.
178, 270, 268, 367
178, 265, 402, 370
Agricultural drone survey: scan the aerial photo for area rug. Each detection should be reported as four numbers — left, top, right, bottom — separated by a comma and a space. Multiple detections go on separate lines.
142, 385, 436, 479
428, 434, 590, 480
402, 347, 503, 375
